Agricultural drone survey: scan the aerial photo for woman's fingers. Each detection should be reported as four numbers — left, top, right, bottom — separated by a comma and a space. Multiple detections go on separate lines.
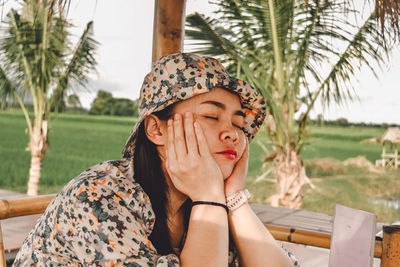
167, 119, 176, 156
166, 113, 224, 201
167, 119, 177, 167
194, 121, 211, 157
173, 113, 188, 155
184, 112, 198, 156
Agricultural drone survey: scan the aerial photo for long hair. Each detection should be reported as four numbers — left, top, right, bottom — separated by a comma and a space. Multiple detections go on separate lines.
133, 104, 190, 255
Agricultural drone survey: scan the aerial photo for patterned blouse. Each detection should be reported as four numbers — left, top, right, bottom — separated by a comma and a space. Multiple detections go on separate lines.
13, 160, 299, 266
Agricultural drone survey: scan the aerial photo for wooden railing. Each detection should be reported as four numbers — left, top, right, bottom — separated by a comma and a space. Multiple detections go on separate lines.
0, 194, 55, 266
1, 195, 399, 266
0, 195, 55, 220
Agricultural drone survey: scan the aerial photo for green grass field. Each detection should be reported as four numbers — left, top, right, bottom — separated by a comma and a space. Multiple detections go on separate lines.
0, 111, 136, 193
1, 110, 399, 222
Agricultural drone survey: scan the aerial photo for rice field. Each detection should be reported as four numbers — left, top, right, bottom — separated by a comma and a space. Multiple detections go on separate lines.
1, 110, 399, 222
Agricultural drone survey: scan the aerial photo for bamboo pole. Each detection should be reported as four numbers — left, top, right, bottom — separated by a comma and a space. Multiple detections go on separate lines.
152, 0, 187, 63
0, 222, 5, 267
0, 194, 55, 220
381, 225, 400, 267
266, 225, 382, 258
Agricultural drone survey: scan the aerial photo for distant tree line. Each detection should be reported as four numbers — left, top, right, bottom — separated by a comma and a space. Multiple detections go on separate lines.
2, 90, 139, 117
307, 116, 399, 128
89, 90, 139, 117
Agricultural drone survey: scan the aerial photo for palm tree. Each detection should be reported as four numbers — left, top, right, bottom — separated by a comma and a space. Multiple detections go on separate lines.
185, 0, 395, 208
0, 0, 97, 195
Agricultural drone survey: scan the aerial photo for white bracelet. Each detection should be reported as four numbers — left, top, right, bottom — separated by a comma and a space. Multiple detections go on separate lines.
226, 189, 251, 211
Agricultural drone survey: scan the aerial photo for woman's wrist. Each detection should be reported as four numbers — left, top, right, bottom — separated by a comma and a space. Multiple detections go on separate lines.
226, 189, 251, 212
192, 201, 229, 214
190, 190, 226, 204
190, 200, 229, 221
225, 185, 246, 198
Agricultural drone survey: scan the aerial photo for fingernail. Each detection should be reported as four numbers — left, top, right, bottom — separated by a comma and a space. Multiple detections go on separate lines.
185, 112, 191, 118
174, 113, 179, 120
168, 119, 172, 126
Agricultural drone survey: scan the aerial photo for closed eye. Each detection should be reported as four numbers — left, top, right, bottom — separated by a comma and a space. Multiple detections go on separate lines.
204, 116, 218, 120
204, 116, 244, 131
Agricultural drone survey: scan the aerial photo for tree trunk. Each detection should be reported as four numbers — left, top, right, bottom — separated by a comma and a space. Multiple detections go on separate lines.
268, 147, 309, 209
27, 120, 48, 196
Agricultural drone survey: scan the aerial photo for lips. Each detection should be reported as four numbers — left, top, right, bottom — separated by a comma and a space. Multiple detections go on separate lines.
216, 149, 238, 160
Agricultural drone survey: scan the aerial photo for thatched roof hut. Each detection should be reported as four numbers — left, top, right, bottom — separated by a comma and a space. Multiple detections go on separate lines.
372, 127, 400, 169
362, 127, 400, 168
381, 127, 400, 144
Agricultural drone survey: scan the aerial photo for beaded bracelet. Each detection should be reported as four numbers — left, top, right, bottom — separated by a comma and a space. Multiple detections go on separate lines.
191, 201, 229, 215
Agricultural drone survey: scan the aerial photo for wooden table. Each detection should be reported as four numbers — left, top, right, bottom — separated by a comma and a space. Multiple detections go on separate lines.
0, 191, 387, 266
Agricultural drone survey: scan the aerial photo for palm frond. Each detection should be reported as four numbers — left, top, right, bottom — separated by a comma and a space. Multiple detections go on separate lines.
186, 13, 237, 58
319, 11, 386, 106
50, 21, 97, 109
0, 65, 16, 104
7, 10, 37, 111
0, 65, 32, 133
298, 10, 387, 145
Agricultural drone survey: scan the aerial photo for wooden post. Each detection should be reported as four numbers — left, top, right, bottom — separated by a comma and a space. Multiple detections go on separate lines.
382, 143, 386, 157
381, 225, 400, 267
152, 0, 187, 63
0, 222, 5, 267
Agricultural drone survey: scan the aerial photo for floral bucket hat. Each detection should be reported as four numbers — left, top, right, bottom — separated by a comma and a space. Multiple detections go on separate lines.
122, 53, 267, 159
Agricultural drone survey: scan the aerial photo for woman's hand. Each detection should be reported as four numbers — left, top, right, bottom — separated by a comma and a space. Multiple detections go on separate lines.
224, 139, 249, 197
165, 112, 225, 203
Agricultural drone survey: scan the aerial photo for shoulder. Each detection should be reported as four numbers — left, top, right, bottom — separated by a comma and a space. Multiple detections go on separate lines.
17, 160, 162, 265
49, 159, 155, 233
64, 159, 134, 192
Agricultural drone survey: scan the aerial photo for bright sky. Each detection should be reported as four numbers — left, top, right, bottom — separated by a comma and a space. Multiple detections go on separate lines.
1, 0, 399, 124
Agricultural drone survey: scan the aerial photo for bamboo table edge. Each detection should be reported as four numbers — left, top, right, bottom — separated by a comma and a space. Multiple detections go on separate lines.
266, 225, 382, 258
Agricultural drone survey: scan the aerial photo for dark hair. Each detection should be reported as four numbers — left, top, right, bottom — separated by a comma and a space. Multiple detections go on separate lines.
133, 104, 190, 255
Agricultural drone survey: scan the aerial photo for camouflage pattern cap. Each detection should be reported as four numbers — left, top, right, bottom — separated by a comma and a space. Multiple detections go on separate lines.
122, 53, 267, 159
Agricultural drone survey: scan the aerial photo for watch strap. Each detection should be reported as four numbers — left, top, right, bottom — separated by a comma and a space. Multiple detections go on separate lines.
226, 189, 251, 212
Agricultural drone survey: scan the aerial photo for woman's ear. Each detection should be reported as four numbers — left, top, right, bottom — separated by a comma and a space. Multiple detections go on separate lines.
144, 114, 167, 146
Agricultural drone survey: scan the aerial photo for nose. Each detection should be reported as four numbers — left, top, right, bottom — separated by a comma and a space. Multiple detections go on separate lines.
219, 124, 239, 143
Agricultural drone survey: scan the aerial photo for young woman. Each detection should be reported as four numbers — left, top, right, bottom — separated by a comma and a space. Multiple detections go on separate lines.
13, 53, 299, 266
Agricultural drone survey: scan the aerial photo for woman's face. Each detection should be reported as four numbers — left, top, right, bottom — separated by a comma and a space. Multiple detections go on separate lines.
167, 87, 247, 179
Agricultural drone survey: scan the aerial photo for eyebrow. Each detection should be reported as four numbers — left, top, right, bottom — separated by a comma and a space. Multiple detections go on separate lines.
200, 100, 246, 117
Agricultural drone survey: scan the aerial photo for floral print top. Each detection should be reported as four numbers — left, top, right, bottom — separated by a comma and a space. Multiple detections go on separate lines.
13, 160, 299, 266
